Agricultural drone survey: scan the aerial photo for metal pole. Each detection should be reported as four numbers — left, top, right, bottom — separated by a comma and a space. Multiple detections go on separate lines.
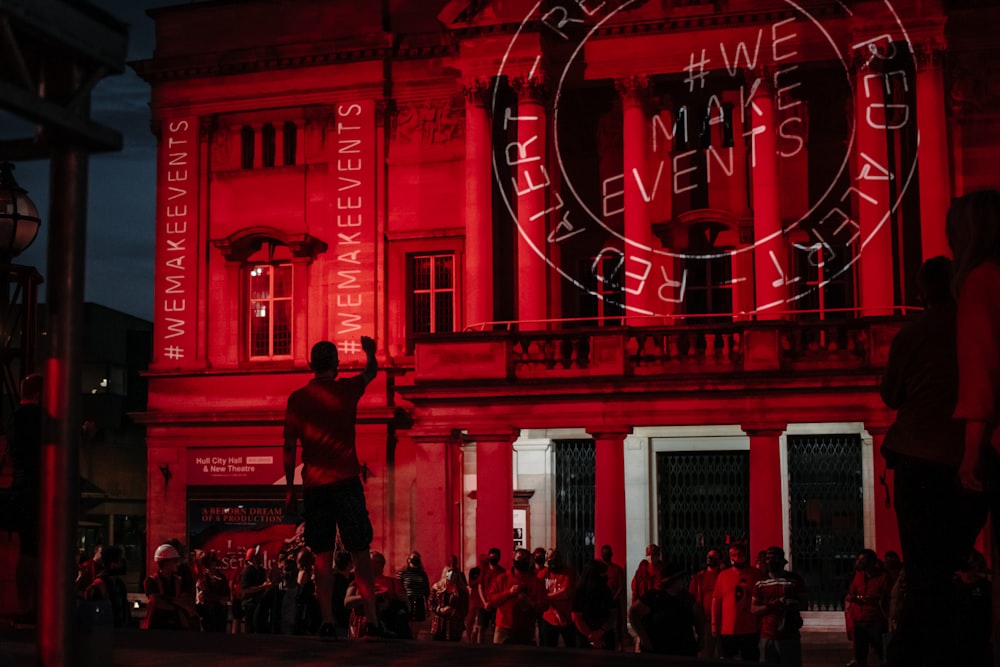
37, 139, 87, 667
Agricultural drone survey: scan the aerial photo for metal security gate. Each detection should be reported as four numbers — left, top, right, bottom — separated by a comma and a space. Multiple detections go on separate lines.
787, 434, 863, 611
554, 439, 595, 571
656, 451, 749, 573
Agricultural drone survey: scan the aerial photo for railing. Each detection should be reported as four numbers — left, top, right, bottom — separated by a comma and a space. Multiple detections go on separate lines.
415, 313, 909, 382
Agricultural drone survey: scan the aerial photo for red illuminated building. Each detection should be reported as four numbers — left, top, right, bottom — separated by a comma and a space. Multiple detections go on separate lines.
134, 0, 999, 616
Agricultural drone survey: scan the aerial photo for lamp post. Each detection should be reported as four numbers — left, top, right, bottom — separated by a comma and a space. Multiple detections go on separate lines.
0, 161, 43, 414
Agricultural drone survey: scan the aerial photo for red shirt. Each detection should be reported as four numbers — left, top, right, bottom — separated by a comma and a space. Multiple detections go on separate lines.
752, 571, 807, 640
711, 565, 762, 636
689, 566, 721, 615
605, 561, 626, 601
539, 567, 576, 627
955, 261, 1000, 449
631, 560, 665, 600
283, 374, 366, 487
847, 569, 890, 625
486, 568, 547, 638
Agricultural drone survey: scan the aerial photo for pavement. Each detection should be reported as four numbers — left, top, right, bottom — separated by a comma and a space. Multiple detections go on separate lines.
0, 626, 854, 667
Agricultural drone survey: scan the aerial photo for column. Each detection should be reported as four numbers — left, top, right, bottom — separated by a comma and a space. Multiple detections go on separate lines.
744, 426, 785, 555
590, 430, 629, 564
356, 423, 390, 553
623, 433, 651, 603
867, 427, 901, 557
650, 106, 676, 320
512, 76, 549, 329
472, 430, 517, 560
914, 39, 951, 260
408, 432, 454, 566
463, 80, 494, 329
750, 71, 786, 317
854, 55, 894, 315
617, 77, 657, 324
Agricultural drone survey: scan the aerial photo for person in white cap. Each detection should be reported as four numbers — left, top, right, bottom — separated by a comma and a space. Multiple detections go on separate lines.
143, 543, 197, 630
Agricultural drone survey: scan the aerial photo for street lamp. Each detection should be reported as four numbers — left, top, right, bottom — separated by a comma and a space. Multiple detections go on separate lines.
0, 161, 42, 412
0, 161, 42, 259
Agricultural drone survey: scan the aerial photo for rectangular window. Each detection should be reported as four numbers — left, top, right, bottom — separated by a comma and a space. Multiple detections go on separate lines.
283, 121, 297, 166
248, 263, 293, 358
411, 254, 455, 338
683, 254, 733, 322
240, 126, 254, 169
791, 243, 854, 320
261, 123, 276, 168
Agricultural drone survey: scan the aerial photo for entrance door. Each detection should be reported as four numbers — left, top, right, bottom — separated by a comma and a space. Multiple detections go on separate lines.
656, 450, 749, 572
554, 439, 595, 571
787, 433, 864, 611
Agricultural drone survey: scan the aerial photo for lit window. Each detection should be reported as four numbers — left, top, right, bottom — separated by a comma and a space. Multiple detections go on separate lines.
411, 254, 455, 337
248, 262, 293, 358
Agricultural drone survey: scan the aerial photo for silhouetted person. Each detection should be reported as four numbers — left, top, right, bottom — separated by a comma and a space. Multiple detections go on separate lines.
846, 549, 890, 667
630, 562, 700, 656
751, 546, 806, 666
952, 549, 992, 667
881, 256, 988, 666
283, 336, 384, 638
689, 547, 725, 660
8, 373, 41, 627
948, 188, 1000, 667
712, 542, 762, 661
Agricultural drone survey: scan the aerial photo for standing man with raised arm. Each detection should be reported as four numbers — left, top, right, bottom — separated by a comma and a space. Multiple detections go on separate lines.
283, 336, 385, 639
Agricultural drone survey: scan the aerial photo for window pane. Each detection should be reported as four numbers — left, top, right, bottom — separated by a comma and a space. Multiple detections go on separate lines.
262, 123, 276, 168
250, 266, 270, 299
435, 292, 454, 333
413, 257, 431, 291
273, 300, 292, 355
413, 293, 431, 334
241, 126, 254, 169
250, 302, 270, 356
274, 264, 292, 298
283, 122, 296, 166
434, 256, 453, 289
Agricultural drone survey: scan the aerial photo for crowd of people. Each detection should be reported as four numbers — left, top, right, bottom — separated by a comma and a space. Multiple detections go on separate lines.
69, 534, 990, 667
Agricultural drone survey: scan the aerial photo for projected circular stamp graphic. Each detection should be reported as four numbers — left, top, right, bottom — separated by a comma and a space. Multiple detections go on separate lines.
491, 0, 918, 318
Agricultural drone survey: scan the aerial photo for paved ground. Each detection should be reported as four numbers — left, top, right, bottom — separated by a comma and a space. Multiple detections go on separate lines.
0, 626, 853, 667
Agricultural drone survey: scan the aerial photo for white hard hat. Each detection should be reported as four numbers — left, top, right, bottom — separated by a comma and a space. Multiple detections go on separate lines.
154, 544, 181, 562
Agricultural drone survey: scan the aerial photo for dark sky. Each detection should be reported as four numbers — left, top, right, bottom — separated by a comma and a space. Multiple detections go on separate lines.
11, 0, 167, 321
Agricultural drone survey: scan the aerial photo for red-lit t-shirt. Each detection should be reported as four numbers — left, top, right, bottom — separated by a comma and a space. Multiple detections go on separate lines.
752, 571, 807, 640
711, 565, 762, 636
486, 568, 547, 638
689, 566, 721, 615
283, 374, 366, 487
539, 567, 576, 627
955, 260, 1000, 450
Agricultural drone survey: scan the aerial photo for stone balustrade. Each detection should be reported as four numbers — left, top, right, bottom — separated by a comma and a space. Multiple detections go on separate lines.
412, 317, 907, 383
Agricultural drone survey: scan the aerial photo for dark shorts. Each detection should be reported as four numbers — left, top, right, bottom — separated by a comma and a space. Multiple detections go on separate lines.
303, 476, 373, 553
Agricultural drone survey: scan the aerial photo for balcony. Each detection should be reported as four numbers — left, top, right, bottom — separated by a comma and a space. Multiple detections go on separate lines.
412, 316, 907, 384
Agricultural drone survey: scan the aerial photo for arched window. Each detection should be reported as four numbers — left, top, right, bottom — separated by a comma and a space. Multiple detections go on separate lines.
213, 229, 327, 363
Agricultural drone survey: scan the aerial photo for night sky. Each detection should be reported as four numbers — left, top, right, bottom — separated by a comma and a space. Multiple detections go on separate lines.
10, 0, 165, 321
